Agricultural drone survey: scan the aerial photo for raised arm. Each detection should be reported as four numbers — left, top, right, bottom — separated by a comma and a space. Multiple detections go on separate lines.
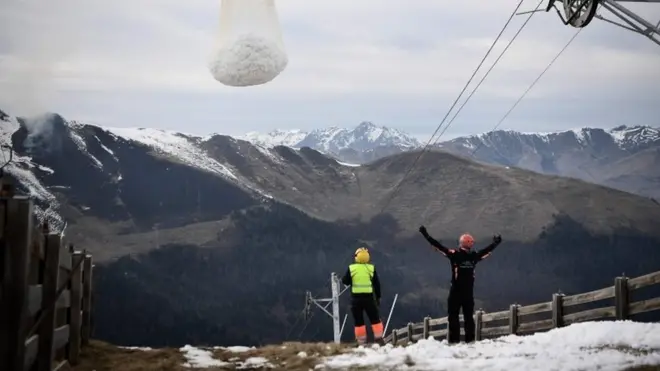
419, 226, 452, 257
476, 234, 502, 261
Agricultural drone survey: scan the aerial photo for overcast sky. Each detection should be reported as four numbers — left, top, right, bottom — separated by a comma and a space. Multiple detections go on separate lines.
0, 0, 659, 140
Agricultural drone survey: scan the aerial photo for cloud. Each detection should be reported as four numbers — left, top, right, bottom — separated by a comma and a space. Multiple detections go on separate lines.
0, 0, 658, 137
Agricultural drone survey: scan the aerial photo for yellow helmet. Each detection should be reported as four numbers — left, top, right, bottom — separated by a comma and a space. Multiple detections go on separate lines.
354, 247, 370, 264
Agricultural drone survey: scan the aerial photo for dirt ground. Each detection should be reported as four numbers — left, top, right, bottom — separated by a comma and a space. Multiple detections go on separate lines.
67, 340, 356, 371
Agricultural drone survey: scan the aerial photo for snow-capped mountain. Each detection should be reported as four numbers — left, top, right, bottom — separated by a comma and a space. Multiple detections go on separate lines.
298, 121, 421, 153
0, 109, 363, 245
238, 121, 422, 164
2, 105, 659, 251
240, 129, 307, 148
436, 125, 660, 198
238, 121, 660, 198
439, 126, 660, 156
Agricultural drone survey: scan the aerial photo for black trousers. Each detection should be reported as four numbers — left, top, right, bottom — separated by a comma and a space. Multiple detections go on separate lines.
447, 286, 475, 343
350, 295, 382, 326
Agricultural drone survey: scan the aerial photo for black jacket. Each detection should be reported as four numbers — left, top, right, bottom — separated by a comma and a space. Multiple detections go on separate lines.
422, 233, 500, 289
342, 264, 381, 300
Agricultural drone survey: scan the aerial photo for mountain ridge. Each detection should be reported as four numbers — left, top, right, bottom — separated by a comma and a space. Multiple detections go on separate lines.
2, 109, 660, 255
240, 122, 660, 199
239, 121, 421, 163
439, 125, 660, 198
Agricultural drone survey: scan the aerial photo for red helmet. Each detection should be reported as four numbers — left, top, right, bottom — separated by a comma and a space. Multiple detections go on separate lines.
459, 233, 474, 249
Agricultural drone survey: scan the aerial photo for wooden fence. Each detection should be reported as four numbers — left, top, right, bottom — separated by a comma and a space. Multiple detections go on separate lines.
384, 270, 660, 345
0, 195, 95, 371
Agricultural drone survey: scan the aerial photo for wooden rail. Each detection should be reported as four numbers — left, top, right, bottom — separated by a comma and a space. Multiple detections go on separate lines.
384, 271, 660, 346
0, 196, 95, 371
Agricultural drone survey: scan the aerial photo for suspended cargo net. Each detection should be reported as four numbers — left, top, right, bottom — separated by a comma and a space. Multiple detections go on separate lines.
208, 0, 288, 87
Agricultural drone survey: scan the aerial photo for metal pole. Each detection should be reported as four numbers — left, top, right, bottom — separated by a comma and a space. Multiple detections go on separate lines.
339, 314, 348, 337
330, 272, 341, 344
383, 293, 399, 336
600, 0, 660, 31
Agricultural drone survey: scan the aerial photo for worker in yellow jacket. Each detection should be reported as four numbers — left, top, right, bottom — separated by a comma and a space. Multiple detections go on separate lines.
341, 247, 383, 345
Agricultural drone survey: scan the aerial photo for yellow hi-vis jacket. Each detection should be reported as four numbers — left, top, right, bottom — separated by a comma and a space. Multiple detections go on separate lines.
349, 263, 374, 293
342, 263, 381, 299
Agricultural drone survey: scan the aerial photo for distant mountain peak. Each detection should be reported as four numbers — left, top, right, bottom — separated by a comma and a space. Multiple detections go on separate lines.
239, 122, 422, 161
356, 121, 377, 129
239, 129, 307, 148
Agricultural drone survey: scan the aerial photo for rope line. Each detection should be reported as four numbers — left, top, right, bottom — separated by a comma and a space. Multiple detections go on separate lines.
376, 0, 528, 217
284, 308, 306, 341
297, 312, 314, 340
429, 0, 546, 149
420, 28, 584, 223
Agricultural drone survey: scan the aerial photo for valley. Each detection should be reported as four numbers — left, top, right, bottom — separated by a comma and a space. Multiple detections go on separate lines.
1, 109, 659, 347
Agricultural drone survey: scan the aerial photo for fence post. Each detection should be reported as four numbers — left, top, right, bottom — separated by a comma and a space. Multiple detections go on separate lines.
552, 293, 564, 328
391, 329, 398, 345
614, 276, 629, 320
81, 254, 93, 346
37, 234, 62, 371
0, 197, 33, 371
68, 252, 84, 365
475, 310, 483, 341
509, 304, 519, 335
406, 322, 413, 343
422, 317, 430, 340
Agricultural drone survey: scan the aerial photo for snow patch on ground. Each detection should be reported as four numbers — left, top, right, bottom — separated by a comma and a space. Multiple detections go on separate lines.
174, 321, 660, 370
319, 321, 660, 371
238, 356, 274, 369
118, 346, 153, 351
336, 160, 361, 167
181, 345, 230, 368
214, 346, 255, 353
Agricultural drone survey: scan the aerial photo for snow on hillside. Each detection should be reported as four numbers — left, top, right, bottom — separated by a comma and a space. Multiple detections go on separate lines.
610, 125, 660, 149
103, 127, 238, 180
98, 126, 279, 200
444, 125, 659, 151
240, 129, 307, 148
0, 114, 64, 230
161, 321, 660, 370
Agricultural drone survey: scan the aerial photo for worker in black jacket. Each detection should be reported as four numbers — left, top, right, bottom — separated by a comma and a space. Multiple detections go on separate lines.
419, 226, 502, 344
341, 247, 383, 345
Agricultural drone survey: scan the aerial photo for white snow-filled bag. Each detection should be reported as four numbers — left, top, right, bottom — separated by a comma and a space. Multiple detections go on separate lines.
208, 0, 288, 87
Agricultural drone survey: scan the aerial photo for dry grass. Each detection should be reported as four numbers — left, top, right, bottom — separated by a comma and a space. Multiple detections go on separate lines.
212, 341, 353, 371
69, 340, 186, 371
67, 340, 359, 371
64, 339, 660, 371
